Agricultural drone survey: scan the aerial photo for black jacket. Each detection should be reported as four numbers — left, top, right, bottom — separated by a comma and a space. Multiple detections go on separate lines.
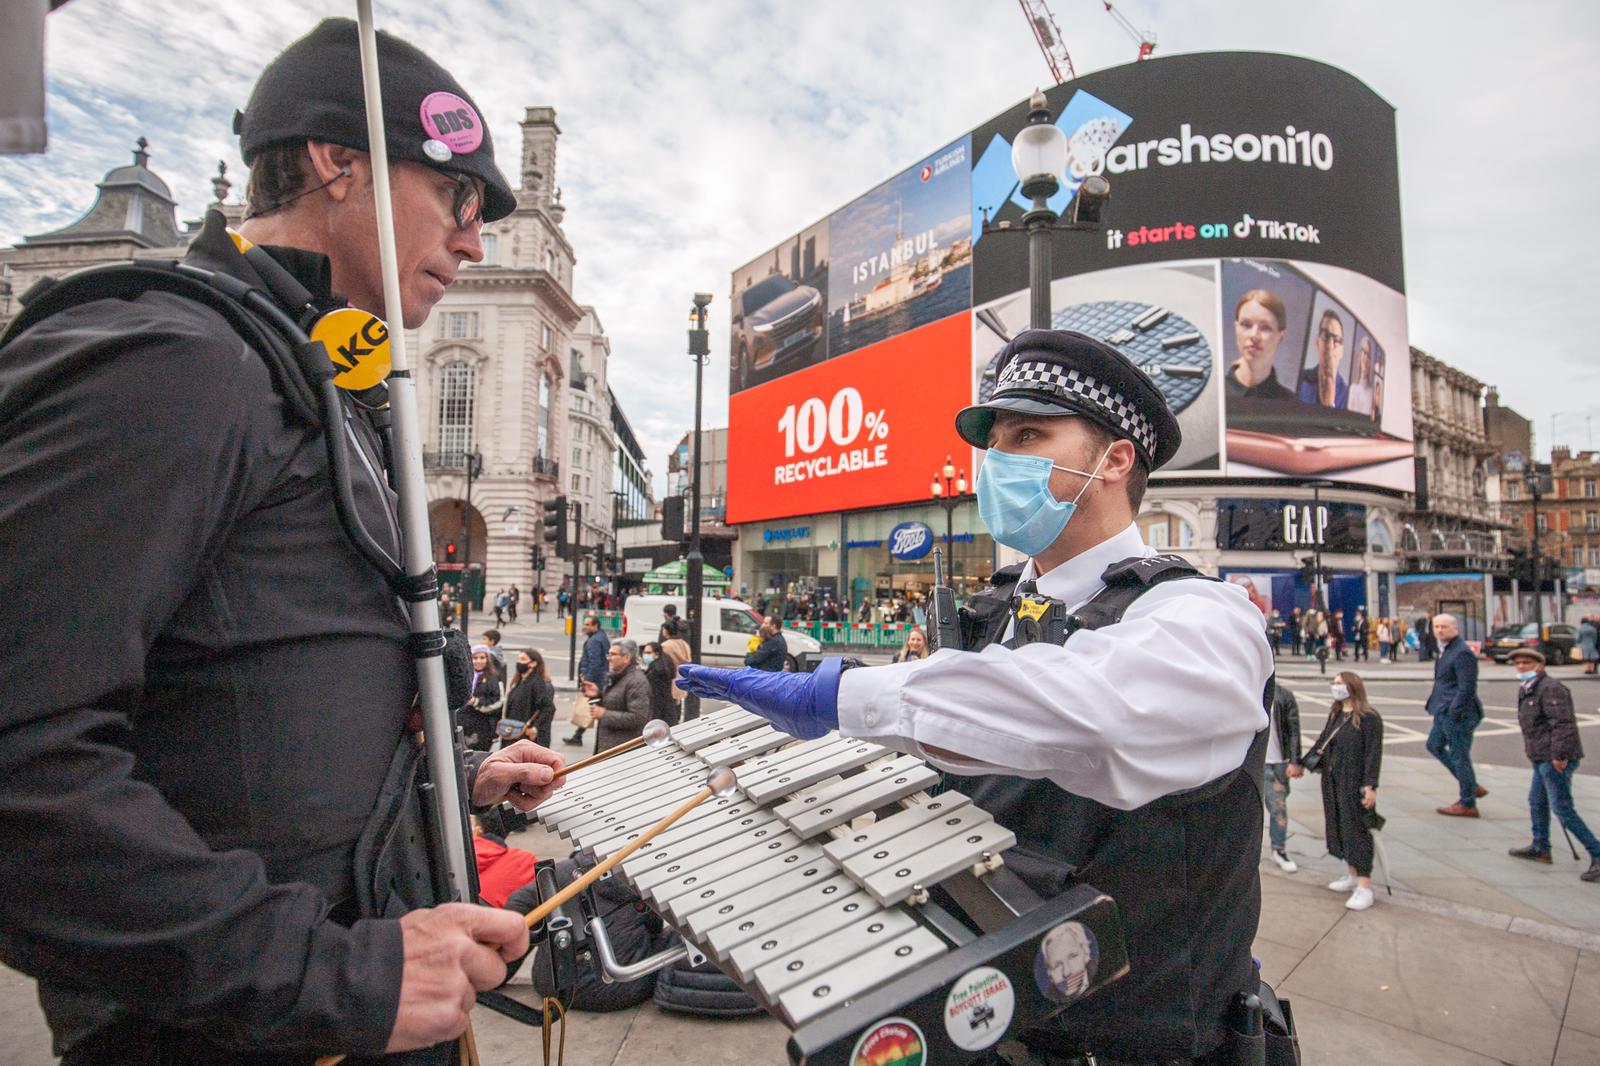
0, 213, 419, 1057
1271, 683, 1302, 764
1517, 673, 1585, 763
504, 674, 557, 745
743, 631, 786, 671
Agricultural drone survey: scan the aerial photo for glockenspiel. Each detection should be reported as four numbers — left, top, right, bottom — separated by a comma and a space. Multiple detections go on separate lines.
529, 704, 1131, 1065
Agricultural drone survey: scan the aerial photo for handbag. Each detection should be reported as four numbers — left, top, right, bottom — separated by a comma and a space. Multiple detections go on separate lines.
1361, 806, 1386, 831
1300, 715, 1348, 773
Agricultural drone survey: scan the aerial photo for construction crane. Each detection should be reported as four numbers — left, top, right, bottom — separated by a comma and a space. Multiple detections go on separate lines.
1103, 1, 1157, 61
1017, 0, 1076, 84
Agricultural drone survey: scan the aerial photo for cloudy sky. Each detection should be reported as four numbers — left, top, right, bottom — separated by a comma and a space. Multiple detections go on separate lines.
4, 0, 1598, 486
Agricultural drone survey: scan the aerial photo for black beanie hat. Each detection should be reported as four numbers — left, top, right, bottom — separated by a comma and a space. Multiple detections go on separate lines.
235, 18, 516, 222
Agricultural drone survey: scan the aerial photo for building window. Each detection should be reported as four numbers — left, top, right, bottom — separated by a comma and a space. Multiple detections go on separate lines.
1588, 512, 1598, 532
1588, 479, 1597, 498
1507, 482, 1520, 501
1591, 547, 1600, 567
479, 233, 498, 266
541, 323, 553, 350
437, 360, 474, 455
437, 311, 478, 339
537, 376, 551, 459
545, 248, 556, 273
571, 473, 580, 493
1535, 513, 1548, 533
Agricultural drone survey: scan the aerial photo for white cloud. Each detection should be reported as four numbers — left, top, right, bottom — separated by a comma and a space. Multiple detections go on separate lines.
4, 0, 1598, 478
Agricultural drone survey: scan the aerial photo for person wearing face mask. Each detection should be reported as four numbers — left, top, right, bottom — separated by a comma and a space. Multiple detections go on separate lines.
640, 641, 681, 727
1305, 672, 1384, 911
1505, 649, 1600, 882
503, 648, 557, 748
678, 329, 1278, 1064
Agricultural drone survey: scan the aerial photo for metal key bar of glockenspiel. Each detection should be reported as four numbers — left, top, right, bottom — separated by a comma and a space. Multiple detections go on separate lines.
636, 825, 802, 898
775, 758, 939, 839
839, 805, 996, 882
777, 926, 948, 1028
613, 809, 780, 881
648, 833, 817, 911
722, 891, 881, 982
672, 711, 770, 752
740, 740, 886, 805
667, 841, 833, 926
728, 735, 855, 790
695, 872, 859, 961
774, 752, 924, 816
857, 821, 1017, 907
582, 792, 760, 858
676, 851, 839, 938
558, 780, 707, 846
694, 725, 794, 768
604, 798, 772, 865
535, 748, 700, 818
542, 764, 706, 833
751, 906, 919, 999
821, 791, 972, 864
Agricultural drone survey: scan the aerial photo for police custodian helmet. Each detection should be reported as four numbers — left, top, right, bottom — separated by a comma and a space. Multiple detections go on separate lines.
955, 329, 1183, 470
234, 18, 517, 223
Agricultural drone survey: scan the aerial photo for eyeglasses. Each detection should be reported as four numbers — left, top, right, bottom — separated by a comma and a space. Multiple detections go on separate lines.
447, 172, 484, 230
1318, 328, 1344, 345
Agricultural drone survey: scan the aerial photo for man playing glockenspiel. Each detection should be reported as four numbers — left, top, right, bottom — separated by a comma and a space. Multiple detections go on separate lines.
680, 329, 1276, 1065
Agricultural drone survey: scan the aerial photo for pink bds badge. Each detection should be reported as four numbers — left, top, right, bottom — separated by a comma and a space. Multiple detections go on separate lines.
420, 91, 483, 154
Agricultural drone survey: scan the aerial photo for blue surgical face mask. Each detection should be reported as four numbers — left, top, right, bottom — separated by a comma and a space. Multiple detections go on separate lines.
1517, 669, 1538, 683
977, 445, 1110, 557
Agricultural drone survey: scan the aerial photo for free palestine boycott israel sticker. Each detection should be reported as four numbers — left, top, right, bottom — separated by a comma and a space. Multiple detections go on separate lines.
943, 965, 1014, 1051
850, 1017, 926, 1066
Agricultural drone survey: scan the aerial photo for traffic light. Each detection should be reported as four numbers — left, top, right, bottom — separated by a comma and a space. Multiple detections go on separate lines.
530, 546, 545, 572
444, 541, 458, 565
542, 495, 568, 555
661, 495, 685, 541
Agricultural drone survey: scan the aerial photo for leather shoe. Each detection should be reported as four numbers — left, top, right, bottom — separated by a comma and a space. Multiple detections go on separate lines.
1475, 785, 1488, 799
1508, 845, 1552, 864
1583, 860, 1600, 883
1437, 802, 1480, 817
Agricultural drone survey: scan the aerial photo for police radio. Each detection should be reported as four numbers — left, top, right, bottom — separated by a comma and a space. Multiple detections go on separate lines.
927, 546, 962, 652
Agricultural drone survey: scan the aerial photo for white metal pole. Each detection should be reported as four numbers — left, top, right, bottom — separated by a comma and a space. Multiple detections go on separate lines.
353, 0, 473, 898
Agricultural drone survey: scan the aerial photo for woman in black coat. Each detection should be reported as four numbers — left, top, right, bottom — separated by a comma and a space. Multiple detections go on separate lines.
1307, 670, 1384, 911
641, 641, 680, 727
456, 645, 503, 753
503, 648, 557, 748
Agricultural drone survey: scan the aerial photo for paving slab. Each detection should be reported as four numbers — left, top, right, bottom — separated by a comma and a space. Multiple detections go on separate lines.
1251, 935, 1311, 988
1565, 950, 1600, 1037
0, 964, 52, 1066
472, 990, 640, 1066
1256, 875, 1350, 953
1286, 993, 1508, 1066
1554, 1027, 1600, 1066
609, 1002, 790, 1065
1400, 876, 1557, 922
1281, 900, 1577, 1066
1512, 885, 1600, 931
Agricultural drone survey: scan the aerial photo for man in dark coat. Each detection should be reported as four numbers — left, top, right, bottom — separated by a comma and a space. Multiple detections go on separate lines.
744, 616, 787, 672
1506, 649, 1600, 881
581, 639, 653, 752
566, 616, 610, 745
1425, 613, 1486, 816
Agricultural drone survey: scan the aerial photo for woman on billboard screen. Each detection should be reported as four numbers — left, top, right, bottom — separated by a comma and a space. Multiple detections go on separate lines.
1225, 289, 1295, 402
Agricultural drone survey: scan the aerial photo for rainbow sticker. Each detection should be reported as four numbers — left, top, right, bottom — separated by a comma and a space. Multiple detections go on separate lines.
850, 1017, 926, 1066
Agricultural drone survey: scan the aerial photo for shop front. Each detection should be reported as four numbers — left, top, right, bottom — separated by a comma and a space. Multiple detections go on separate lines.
842, 499, 992, 608
738, 515, 842, 611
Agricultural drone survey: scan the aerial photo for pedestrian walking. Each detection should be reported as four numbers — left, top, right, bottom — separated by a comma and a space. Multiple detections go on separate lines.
1505, 648, 1600, 882
1426, 612, 1486, 816
893, 625, 929, 663
1352, 609, 1369, 662
1578, 615, 1598, 676
1377, 618, 1394, 662
640, 641, 681, 727
508, 584, 520, 622
661, 636, 692, 717
1290, 607, 1304, 656
580, 639, 653, 752
503, 648, 557, 747
492, 587, 508, 626
566, 616, 609, 746
456, 645, 504, 753
1306, 671, 1385, 911
1264, 681, 1304, 873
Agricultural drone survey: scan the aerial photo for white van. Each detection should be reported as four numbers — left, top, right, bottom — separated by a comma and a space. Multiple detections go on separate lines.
620, 594, 823, 671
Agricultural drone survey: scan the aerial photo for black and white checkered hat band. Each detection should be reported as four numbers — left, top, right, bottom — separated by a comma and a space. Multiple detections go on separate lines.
996, 359, 1157, 458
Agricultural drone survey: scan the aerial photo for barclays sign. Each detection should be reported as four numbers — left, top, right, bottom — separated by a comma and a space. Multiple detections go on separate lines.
887, 521, 935, 561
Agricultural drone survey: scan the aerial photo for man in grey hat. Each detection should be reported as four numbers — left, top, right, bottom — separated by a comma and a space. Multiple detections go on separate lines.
1506, 647, 1600, 881
681, 329, 1276, 1062
0, 19, 559, 1065
581, 638, 654, 753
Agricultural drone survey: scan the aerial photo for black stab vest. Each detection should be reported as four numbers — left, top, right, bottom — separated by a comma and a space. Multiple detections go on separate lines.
947, 555, 1272, 1061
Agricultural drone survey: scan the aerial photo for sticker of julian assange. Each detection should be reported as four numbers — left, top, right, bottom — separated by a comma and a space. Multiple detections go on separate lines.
1034, 920, 1099, 1004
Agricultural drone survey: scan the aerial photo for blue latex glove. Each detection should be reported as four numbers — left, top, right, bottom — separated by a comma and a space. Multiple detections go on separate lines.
675, 657, 845, 739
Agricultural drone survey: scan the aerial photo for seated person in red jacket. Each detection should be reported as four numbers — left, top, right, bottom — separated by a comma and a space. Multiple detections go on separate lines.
471, 818, 539, 908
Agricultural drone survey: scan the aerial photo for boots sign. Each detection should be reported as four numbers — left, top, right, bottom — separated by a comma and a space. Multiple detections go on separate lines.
1216, 498, 1366, 552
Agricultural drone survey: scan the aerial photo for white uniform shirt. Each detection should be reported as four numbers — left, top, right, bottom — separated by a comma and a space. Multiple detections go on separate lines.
837, 523, 1271, 811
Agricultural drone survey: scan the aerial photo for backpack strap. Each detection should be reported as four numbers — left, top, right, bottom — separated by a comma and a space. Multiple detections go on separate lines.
1063, 553, 1214, 636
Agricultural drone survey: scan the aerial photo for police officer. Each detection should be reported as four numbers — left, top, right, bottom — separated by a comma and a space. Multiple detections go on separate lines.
680, 330, 1274, 1064
0, 20, 566, 1064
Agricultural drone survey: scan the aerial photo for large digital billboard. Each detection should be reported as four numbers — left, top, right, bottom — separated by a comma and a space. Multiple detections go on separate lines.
727, 52, 1412, 525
